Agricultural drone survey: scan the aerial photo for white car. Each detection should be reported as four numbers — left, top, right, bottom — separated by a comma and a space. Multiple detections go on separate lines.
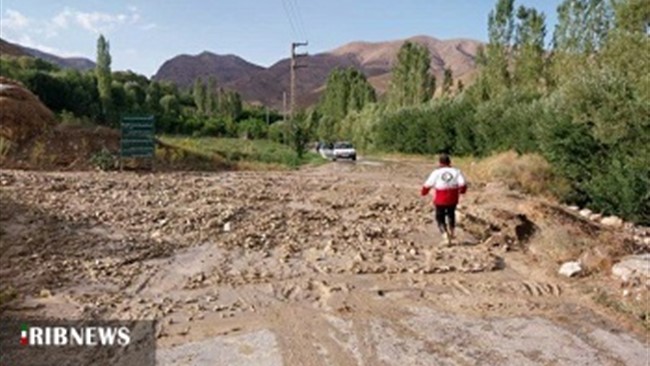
332, 142, 357, 161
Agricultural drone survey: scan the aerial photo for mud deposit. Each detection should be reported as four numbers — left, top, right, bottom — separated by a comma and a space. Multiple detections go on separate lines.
1, 161, 647, 365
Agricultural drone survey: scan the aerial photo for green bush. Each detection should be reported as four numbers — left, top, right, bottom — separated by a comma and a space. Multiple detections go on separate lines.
89, 148, 117, 171
339, 103, 384, 151
238, 118, 268, 139
375, 101, 460, 155
268, 122, 287, 143
473, 91, 540, 155
536, 65, 649, 223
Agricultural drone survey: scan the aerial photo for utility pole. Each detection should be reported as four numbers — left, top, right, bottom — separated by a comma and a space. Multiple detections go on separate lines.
289, 41, 308, 120
282, 91, 287, 122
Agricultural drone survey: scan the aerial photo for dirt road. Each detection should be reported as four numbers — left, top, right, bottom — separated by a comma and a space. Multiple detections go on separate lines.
1, 159, 647, 365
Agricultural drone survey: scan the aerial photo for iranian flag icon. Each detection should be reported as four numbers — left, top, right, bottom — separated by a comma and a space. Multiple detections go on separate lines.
20, 324, 28, 345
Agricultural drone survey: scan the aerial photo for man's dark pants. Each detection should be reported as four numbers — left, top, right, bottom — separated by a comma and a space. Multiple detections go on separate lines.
435, 204, 456, 234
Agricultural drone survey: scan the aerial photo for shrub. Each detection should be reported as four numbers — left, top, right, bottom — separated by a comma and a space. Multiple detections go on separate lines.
268, 121, 288, 143
90, 148, 117, 171
473, 90, 540, 155
238, 118, 268, 139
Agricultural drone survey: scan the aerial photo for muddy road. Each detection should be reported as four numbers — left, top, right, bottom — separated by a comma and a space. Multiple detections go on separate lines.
1, 160, 647, 365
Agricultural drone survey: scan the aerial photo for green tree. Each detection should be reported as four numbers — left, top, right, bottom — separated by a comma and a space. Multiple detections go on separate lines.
160, 94, 180, 117
483, 0, 515, 96
553, 0, 613, 54
319, 68, 375, 122
318, 68, 375, 142
613, 0, 650, 33
206, 76, 217, 116
551, 0, 614, 85
387, 41, 435, 108
96, 34, 113, 123
218, 90, 242, 121
146, 81, 163, 116
442, 67, 453, 96
193, 77, 206, 116
513, 6, 547, 93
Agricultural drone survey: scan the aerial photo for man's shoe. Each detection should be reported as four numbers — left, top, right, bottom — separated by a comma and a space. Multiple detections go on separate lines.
446, 231, 454, 245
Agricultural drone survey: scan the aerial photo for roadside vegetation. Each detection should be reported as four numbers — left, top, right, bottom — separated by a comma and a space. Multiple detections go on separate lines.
312, 0, 649, 224
0, 0, 646, 223
158, 136, 323, 170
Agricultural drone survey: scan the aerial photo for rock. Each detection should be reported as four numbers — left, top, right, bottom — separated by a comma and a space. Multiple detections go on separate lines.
579, 247, 611, 272
601, 216, 623, 227
559, 261, 582, 277
579, 209, 592, 218
612, 254, 650, 282
589, 213, 603, 222
567, 205, 579, 211
39, 289, 52, 298
223, 222, 232, 232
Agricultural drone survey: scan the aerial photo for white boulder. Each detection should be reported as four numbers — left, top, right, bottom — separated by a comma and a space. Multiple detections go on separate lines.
601, 216, 623, 227
559, 261, 583, 277
612, 254, 650, 282
579, 209, 592, 218
589, 213, 603, 222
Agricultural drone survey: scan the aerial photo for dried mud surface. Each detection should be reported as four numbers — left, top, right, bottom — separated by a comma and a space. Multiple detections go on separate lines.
1, 160, 647, 365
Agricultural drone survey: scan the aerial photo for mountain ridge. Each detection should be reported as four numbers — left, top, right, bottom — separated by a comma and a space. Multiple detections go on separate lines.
0, 38, 95, 71
153, 35, 482, 109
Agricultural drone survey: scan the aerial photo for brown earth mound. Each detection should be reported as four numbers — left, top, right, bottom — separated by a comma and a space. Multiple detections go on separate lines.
0, 77, 56, 144
0, 77, 121, 170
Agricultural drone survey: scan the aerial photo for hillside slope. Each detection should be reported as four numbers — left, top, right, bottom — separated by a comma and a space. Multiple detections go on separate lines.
154, 35, 483, 109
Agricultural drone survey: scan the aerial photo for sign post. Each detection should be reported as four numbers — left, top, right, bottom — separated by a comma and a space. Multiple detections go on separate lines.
120, 116, 155, 170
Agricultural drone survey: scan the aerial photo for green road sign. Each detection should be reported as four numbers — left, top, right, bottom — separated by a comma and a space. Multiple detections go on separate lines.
120, 116, 155, 169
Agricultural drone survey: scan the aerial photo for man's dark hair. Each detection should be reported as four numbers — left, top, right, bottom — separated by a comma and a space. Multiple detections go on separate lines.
439, 153, 451, 165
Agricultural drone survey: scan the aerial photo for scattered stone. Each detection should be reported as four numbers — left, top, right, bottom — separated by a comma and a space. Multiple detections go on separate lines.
612, 254, 650, 282
567, 206, 579, 211
223, 222, 232, 232
589, 213, 603, 222
579, 209, 592, 218
39, 289, 52, 298
601, 216, 623, 227
559, 261, 582, 277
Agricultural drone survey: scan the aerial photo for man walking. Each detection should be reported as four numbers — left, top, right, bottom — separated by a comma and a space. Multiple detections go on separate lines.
420, 154, 467, 245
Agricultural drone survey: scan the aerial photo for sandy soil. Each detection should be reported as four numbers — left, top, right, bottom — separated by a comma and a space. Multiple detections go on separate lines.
1, 159, 647, 365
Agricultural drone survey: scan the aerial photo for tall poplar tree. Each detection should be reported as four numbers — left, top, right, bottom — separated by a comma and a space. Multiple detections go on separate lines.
388, 41, 435, 108
96, 34, 112, 122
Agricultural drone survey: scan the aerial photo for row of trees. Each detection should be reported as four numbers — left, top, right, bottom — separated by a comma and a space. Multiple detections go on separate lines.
0, 35, 281, 137
309, 0, 648, 223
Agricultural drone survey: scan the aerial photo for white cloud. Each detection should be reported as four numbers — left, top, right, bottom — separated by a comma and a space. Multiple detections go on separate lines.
141, 23, 157, 31
1, 5, 151, 57
74, 11, 126, 34
52, 8, 72, 29
1, 9, 30, 32
13, 34, 80, 57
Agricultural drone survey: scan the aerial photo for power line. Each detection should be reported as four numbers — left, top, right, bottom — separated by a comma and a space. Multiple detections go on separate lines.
281, 0, 299, 39
287, 0, 308, 41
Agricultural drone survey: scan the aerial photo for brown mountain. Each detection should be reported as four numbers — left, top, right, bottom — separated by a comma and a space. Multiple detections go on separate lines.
0, 37, 95, 71
154, 52, 265, 88
154, 35, 483, 110
0, 38, 30, 57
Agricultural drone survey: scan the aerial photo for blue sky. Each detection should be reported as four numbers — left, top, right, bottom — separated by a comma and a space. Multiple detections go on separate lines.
1, 0, 562, 77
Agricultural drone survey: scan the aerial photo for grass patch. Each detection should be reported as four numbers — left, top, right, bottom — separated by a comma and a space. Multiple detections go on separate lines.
458, 151, 571, 198
159, 136, 325, 170
0, 286, 17, 307
593, 288, 650, 331
364, 150, 570, 201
